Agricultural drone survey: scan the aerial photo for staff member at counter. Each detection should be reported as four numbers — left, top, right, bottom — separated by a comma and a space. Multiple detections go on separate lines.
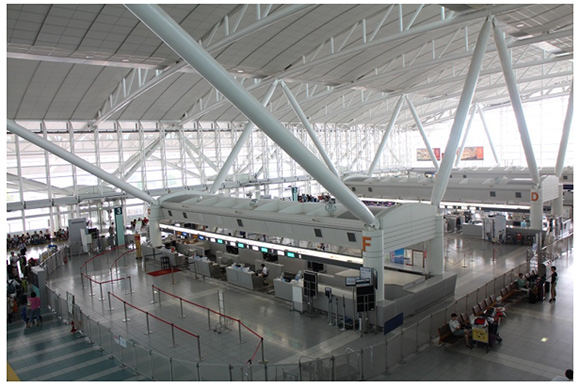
258, 264, 269, 279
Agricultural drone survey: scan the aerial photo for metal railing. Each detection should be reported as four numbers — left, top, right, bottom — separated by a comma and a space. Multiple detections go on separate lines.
152, 285, 264, 364
43, 238, 572, 380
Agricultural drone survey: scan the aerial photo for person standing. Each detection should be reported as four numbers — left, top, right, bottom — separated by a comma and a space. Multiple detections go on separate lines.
27, 291, 41, 327
549, 266, 558, 302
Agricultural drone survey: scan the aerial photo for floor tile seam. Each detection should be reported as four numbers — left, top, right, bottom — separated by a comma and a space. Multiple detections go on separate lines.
7, 326, 78, 346
31, 354, 116, 381
73, 365, 134, 381
274, 331, 361, 365
6, 335, 88, 358
503, 306, 574, 323
8, 332, 93, 358
6, 321, 63, 339
13, 346, 103, 374
453, 345, 567, 376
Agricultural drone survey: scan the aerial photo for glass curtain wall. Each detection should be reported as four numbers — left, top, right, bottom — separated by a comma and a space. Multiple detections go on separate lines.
5, 95, 573, 234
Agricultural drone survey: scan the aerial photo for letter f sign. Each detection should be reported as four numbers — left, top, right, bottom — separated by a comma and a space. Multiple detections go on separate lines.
362, 236, 372, 252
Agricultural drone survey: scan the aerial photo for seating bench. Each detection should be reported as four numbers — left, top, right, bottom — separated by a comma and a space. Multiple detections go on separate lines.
438, 324, 460, 346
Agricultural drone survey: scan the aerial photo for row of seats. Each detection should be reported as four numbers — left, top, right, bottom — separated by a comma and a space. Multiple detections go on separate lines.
438, 270, 536, 346
499, 269, 537, 303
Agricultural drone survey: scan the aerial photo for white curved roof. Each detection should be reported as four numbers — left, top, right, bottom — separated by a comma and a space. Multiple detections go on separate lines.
7, 3, 573, 127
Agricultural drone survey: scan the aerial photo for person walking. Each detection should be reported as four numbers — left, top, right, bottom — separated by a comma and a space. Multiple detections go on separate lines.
549, 266, 558, 302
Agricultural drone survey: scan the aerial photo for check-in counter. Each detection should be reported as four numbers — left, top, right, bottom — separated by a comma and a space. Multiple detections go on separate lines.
226, 266, 264, 290
189, 257, 221, 278
254, 259, 284, 279
216, 251, 239, 267
462, 223, 483, 238
273, 277, 295, 301
176, 241, 209, 257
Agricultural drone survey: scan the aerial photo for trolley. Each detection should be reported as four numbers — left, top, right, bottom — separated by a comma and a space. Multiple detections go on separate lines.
471, 310, 502, 352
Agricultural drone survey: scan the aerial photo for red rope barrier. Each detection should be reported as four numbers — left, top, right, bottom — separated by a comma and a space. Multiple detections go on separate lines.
152, 285, 262, 360
108, 291, 199, 338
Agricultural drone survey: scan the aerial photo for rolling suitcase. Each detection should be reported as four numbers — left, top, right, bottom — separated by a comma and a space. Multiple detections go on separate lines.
529, 288, 538, 303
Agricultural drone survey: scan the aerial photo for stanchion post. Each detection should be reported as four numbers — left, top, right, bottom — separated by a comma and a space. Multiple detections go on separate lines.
123, 301, 130, 322
180, 298, 185, 318
145, 312, 152, 334
171, 324, 176, 348
107, 292, 114, 311
99, 283, 104, 301
196, 336, 204, 362
238, 320, 243, 344
81, 271, 85, 289
207, 309, 211, 330
400, 327, 404, 363
151, 285, 156, 304
260, 338, 268, 364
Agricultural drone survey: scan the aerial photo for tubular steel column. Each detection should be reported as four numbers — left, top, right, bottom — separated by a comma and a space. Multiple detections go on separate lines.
492, 19, 540, 184
210, 81, 279, 194
431, 17, 492, 206
455, 105, 476, 167
406, 96, 439, 170
368, 95, 404, 175
279, 80, 340, 177
125, 4, 376, 226
555, 84, 573, 178
8, 121, 157, 205
476, 104, 500, 165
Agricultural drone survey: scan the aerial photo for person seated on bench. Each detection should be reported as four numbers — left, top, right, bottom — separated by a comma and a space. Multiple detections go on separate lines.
516, 273, 530, 292
449, 313, 471, 347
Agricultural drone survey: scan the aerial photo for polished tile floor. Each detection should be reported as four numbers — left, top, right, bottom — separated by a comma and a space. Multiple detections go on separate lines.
6, 233, 574, 381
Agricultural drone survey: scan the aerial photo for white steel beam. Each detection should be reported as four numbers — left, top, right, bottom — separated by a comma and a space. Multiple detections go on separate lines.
367, 95, 404, 175
8, 121, 156, 204
492, 19, 540, 184
89, 4, 312, 128
210, 80, 279, 193
183, 137, 218, 171
555, 84, 573, 178
431, 17, 492, 206
455, 104, 477, 167
279, 80, 340, 177
125, 4, 376, 225
476, 104, 500, 165
406, 96, 440, 170
280, 5, 521, 81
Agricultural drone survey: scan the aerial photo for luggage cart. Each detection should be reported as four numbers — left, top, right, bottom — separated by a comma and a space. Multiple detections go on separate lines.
471, 321, 492, 352
471, 313, 502, 352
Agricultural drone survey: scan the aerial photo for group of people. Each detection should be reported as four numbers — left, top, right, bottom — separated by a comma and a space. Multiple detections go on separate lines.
516, 266, 558, 302
7, 228, 68, 251
449, 307, 503, 348
7, 252, 42, 327
449, 265, 560, 348
7, 282, 42, 328
130, 217, 149, 232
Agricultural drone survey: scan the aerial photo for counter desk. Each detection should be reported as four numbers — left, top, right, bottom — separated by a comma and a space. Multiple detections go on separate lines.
226, 266, 264, 290
189, 257, 221, 278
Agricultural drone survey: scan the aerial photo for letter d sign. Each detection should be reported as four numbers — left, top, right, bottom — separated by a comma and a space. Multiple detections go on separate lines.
531, 192, 539, 202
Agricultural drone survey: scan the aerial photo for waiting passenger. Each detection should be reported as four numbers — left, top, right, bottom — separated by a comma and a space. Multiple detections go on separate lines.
449, 313, 471, 348
516, 273, 529, 292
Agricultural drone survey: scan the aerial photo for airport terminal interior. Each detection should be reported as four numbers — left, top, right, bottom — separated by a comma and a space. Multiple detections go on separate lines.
4, 3, 575, 382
